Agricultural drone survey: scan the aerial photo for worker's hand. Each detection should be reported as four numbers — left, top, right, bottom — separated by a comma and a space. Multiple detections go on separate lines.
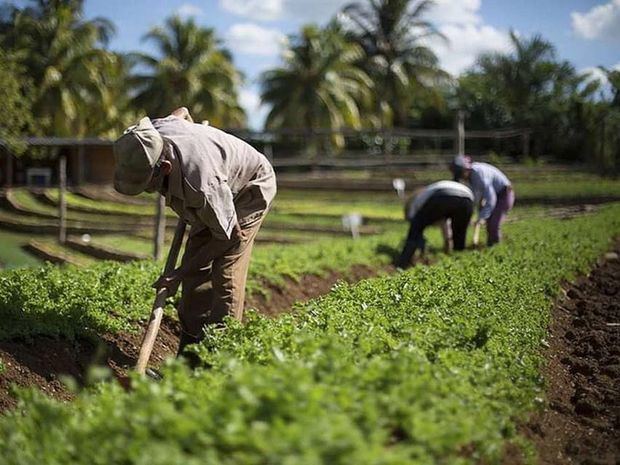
171, 107, 194, 123
152, 272, 182, 295
472, 221, 483, 247
232, 222, 244, 241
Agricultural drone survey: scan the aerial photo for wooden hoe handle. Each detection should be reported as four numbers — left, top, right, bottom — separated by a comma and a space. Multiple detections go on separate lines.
135, 220, 187, 375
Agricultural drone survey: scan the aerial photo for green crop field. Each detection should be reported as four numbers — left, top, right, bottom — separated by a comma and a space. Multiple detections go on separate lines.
3, 0, 619, 460
0, 222, 413, 340
0, 173, 618, 464
1, 169, 617, 270
0, 203, 618, 464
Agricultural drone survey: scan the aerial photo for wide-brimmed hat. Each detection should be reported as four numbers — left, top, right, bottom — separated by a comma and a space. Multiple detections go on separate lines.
113, 117, 164, 195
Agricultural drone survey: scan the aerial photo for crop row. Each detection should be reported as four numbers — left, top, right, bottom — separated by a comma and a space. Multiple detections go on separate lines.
0, 225, 410, 340
1, 204, 619, 464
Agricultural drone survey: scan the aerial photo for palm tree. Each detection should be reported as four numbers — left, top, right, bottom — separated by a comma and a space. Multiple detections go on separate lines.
131, 16, 245, 128
0, 51, 34, 154
460, 31, 596, 159
260, 23, 373, 149
0, 0, 123, 137
475, 32, 582, 136
341, 0, 446, 127
598, 66, 620, 108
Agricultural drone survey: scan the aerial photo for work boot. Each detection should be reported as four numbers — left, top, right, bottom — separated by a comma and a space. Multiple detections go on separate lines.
395, 242, 416, 269
177, 332, 203, 370
145, 367, 164, 381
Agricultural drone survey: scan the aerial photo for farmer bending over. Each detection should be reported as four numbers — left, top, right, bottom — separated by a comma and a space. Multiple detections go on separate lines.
450, 155, 514, 246
396, 180, 474, 269
113, 107, 277, 361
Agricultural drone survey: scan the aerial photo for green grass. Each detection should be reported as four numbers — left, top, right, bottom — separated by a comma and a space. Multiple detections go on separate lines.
409, 172, 620, 199
91, 229, 324, 257
0, 204, 618, 464
274, 175, 620, 221
89, 234, 156, 257
34, 238, 97, 266
10, 190, 136, 223
272, 197, 403, 220
1, 172, 618, 273
0, 231, 41, 269
0, 222, 412, 340
515, 180, 620, 199
10, 189, 59, 216
47, 188, 357, 229
46, 189, 173, 217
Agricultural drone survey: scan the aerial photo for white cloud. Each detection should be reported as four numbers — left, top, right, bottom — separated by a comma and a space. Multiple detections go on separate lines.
579, 63, 620, 99
580, 63, 620, 83
226, 23, 287, 57
423, 0, 511, 76
176, 3, 204, 18
581, 66, 608, 85
222, 0, 512, 81
571, 0, 620, 42
219, 0, 349, 22
431, 23, 512, 75
427, 0, 482, 25
284, 0, 351, 22
220, 0, 283, 21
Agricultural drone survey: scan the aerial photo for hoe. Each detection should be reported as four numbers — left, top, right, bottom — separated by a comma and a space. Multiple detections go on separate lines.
135, 219, 187, 375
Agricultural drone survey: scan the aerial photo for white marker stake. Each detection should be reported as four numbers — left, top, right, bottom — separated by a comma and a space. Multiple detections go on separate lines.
392, 178, 406, 199
342, 213, 363, 240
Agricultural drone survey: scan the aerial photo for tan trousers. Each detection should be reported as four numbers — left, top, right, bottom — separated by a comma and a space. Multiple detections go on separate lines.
177, 219, 262, 340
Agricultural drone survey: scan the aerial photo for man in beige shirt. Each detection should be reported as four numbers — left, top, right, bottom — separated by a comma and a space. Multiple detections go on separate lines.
113, 108, 277, 361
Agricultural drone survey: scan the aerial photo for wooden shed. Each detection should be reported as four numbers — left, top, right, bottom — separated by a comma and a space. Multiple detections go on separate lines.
0, 137, 114, 187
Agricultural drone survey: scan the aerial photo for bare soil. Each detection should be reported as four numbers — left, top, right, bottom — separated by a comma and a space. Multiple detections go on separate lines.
504, 243, 620, 465
0, 264, 387, 411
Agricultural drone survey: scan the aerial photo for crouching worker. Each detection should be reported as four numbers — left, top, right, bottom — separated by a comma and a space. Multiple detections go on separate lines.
396, 180, 474, 269
450, 155, 514, 246
113, 107, 277, 362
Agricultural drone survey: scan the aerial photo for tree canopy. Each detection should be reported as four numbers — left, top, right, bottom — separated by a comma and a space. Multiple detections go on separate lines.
131, 16, 246, 128
0, 0, 617, 169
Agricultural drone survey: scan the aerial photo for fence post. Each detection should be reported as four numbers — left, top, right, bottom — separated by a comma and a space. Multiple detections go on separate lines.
153, 193, 166, 260
455, 110, 465, 155
522, 130, 530, 159
58, 154, 67, 244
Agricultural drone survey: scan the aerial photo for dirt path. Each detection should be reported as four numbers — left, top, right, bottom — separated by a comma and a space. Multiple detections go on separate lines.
0, 264, 390, 411
505, 243, 620, 464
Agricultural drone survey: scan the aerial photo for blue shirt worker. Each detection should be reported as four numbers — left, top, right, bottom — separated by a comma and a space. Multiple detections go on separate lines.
450, 155, 514, 246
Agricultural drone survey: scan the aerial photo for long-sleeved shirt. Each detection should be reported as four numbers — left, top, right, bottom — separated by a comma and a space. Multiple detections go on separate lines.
469, 162, 511, 220
152, 116, 277, 240
405, 180, 474, 220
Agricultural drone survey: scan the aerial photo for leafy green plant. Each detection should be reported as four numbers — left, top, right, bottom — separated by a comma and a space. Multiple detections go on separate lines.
0, 224, 412, 340
0, 204, 618, 464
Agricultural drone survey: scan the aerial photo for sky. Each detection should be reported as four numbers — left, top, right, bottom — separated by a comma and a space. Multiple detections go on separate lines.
75, 0, 620, 128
